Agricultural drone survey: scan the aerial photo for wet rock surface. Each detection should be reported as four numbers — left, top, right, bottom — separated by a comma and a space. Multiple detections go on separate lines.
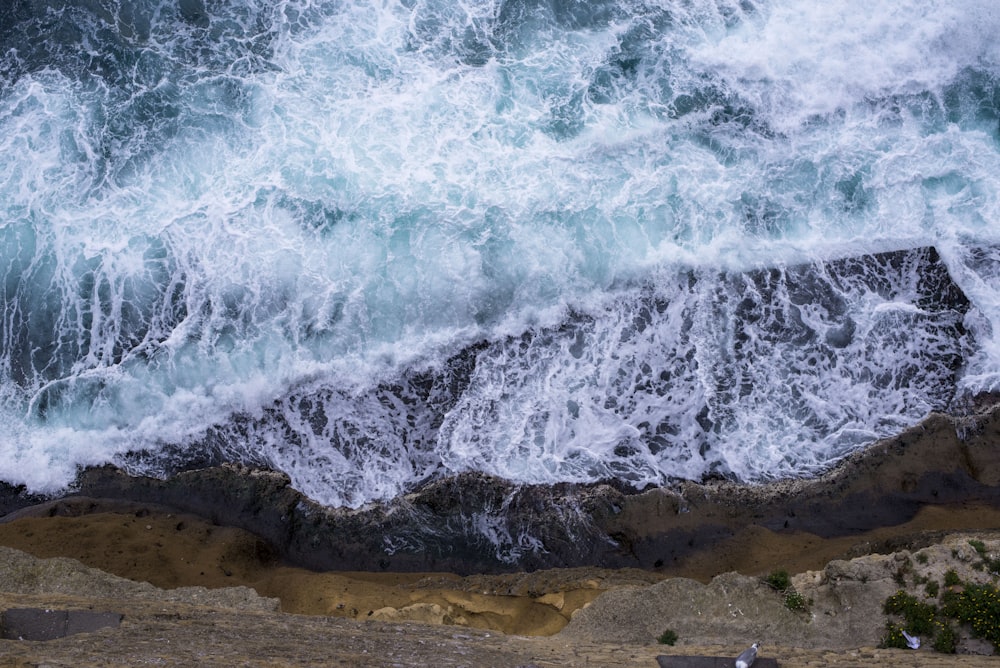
4, 402, 999, 576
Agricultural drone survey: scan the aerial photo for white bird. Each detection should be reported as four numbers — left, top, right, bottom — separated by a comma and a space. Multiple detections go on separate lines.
902, 630, 921, 649
735, 642, 759, 668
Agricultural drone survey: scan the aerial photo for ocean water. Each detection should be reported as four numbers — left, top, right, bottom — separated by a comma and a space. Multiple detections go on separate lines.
1, 0, 999, 508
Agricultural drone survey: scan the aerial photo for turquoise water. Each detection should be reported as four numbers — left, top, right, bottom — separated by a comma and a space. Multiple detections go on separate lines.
0, 0, 998, 507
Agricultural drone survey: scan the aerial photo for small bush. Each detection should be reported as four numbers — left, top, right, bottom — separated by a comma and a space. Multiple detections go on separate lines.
951, 583, 1000, 648
943, 569, 962, 587
969, 539, 987, 557
883, 590, 936, 635
765, 569, 791, 591
784, 590, 808, 612
939, 589, 963, 617
880, 622, 909, 649
658, 629, 678, 645
925, 580, 940, 598
932, 622, 958, 654
915, 552, 929, 565
883, 590, 914, 616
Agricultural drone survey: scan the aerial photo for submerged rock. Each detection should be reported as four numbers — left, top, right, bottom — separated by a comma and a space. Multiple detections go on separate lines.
11, 400, 993, 575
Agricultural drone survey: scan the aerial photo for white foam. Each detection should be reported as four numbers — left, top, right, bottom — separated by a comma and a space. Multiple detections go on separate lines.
693, 0, 1000, 132
0, 0, 998, 506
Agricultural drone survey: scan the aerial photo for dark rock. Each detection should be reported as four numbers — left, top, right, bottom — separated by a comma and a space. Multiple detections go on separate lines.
656, 658, 778, 668
112, 246, 973, 514
20, 401, 994, 574
1, 244, 984, 574
0, 481, 48, 518
1, 608, 122, 641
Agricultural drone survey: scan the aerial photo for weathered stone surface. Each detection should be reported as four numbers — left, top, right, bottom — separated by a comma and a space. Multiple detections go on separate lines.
562, 572, 811, 646
564, 533, 1000, 654
0, 545, 279, 612
0, 482, 46, 519
1, 608, 122, 640
0, 537, 997, 665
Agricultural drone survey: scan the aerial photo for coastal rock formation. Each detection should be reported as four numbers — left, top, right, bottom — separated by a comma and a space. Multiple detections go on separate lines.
2, 401, 995, 575
0, 545, 278, 612
564, 532, 1000, 655
0, 534, 997, 665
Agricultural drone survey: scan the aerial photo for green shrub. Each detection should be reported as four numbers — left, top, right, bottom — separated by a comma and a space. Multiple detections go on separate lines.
925, 580, 940, 598
658, 629, 678, 645
879, 622, 909, 649
915, 552, 929, 565
765, 569, 791, 591
970, 541, 1000, 574
951, 583, 1000, 648
940, 589, 963, 617
969, 539, 987, 557
784, 590, 808, 612
883, 590, 937, 635
943, 569, 962, 587
883, 590, 915, 615
932, 622, 958, 654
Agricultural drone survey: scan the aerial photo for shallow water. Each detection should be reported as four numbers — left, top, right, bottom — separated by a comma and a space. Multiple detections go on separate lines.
1, 0, 998, 507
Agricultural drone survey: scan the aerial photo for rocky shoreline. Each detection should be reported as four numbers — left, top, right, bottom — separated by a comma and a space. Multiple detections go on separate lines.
5, 401, 1000, 575
0, 531, 999, 666
1, 403, 1000, 664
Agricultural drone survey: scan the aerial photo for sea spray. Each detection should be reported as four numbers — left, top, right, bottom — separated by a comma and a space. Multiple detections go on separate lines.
0, 0, 996, 506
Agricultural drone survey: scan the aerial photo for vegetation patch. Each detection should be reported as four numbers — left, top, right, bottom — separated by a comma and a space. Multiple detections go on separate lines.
657, 629, 678, 645
883, 567, 1000, 653
784, 590, 808, 612
879, 622, 909, 649
931, 622, 958, 654
883, 591, 936, 635
762, 568, 810, 612
764, 569, 791, 592
949, 583, 1000, 647
968, 539, 1000, 574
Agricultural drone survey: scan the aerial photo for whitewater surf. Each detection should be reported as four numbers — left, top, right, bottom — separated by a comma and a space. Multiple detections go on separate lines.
1, 0, 998, 508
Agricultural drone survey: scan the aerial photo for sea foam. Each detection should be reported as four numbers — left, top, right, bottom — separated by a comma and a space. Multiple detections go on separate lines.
0, 0, 996, 506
